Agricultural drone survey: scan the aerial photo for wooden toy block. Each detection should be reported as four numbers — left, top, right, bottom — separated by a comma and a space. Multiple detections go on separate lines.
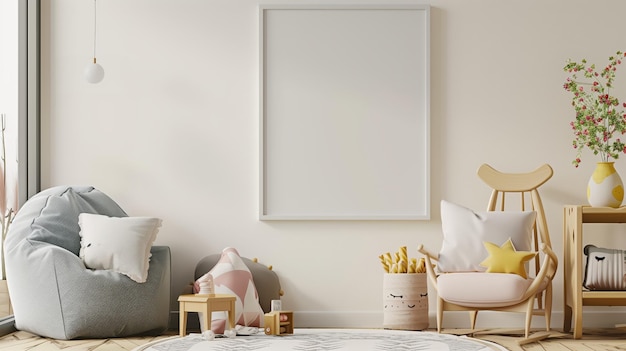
264, 311, 293, 335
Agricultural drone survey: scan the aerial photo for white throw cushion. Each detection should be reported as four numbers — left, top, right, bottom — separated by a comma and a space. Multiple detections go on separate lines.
437, 272, 537, 308
437, 200, 536, 273
78, 213, 162, 283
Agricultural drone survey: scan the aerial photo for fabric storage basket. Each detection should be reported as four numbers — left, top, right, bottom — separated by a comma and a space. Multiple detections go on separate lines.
383, 273, 428, 330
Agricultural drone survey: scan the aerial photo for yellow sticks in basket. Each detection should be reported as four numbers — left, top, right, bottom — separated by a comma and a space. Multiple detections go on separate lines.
379, 246, 426, 273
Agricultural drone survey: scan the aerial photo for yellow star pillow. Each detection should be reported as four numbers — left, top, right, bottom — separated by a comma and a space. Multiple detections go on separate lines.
480, 238, 536, 279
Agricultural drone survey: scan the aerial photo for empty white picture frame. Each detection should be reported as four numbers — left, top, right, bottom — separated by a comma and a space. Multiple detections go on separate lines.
260, 4, 430, 220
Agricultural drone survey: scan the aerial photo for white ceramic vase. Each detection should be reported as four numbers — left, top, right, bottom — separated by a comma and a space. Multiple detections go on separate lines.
587, 162, 624, 208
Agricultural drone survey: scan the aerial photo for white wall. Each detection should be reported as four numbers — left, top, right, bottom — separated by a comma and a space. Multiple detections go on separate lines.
41, 0, 626, 329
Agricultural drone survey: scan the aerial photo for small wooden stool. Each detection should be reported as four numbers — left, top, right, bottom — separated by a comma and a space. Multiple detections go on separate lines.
178, 294, 237, 336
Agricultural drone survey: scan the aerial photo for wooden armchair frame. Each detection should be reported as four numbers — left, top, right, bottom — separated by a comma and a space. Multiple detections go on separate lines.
418, 164, 558, 338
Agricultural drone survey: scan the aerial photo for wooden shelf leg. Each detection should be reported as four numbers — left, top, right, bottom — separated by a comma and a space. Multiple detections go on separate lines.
563, 304, 572, 333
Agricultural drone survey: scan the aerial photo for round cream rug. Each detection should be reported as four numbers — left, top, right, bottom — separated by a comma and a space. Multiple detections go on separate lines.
134, 329, 507, 351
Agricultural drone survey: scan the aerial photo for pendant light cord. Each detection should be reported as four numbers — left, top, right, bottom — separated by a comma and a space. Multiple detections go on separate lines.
92, 0, 97, 63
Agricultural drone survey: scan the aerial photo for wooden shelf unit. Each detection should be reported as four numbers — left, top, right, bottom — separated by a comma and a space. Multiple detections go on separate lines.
563, 205, 626, 339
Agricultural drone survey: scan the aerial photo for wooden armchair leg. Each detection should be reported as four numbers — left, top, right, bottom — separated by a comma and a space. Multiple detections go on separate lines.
469, 311, 478, 330
437, 298, 444, 333
545, 286, 552, 331
524, 300, 534, 338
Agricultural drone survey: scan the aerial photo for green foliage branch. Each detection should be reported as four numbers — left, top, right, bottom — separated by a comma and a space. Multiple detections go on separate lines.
563, 51, 626, 167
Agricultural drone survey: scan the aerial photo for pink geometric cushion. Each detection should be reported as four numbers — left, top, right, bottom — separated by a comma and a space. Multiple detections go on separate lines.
195, 247, 264, 333
437, 272, 545, 308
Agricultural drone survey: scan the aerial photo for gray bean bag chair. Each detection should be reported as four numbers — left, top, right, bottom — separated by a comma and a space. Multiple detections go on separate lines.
4, 186, 170, 339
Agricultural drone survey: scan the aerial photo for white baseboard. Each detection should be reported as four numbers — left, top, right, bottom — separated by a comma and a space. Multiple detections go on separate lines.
289, 310, 626, 330
170, 310, 626, 331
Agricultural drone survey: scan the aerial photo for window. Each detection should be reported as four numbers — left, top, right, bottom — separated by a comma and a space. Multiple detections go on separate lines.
0, 0, 40, 334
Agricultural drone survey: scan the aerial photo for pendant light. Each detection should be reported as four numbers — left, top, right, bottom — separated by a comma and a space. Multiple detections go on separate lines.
84, 0, 104, 84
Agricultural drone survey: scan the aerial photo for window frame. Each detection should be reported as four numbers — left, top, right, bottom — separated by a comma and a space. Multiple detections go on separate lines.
19, 0, 41, 203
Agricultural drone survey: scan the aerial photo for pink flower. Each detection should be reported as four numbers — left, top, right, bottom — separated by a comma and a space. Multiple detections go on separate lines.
564, 51, 626, 166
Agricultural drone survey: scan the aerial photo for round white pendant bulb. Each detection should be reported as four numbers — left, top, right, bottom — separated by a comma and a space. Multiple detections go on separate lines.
86, 0, 103, 84
84, 61, 104, 84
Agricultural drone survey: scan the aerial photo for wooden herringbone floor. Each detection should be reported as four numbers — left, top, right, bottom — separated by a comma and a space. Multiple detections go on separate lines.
0, 330, 174, 351
461, 327, 626, 351
2, 328, 626, 350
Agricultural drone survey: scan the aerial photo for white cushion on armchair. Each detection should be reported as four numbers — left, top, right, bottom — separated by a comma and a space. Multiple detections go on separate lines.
437, 272, 545, 308
438, 200, 536, 273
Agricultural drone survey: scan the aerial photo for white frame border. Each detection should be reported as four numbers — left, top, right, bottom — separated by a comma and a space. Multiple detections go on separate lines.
259, 4, 430, 220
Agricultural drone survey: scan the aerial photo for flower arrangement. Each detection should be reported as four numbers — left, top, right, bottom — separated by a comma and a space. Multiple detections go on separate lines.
563, 51, 626, 167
